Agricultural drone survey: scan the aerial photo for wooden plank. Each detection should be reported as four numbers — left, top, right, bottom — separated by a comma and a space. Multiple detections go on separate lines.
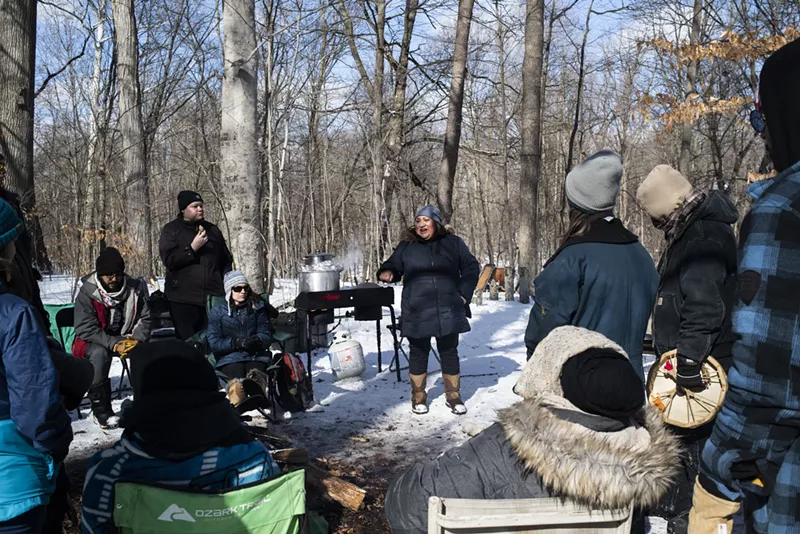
475, 264, 496, 294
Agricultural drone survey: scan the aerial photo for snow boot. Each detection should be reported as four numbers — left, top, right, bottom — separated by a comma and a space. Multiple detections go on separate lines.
409, 373, 428, 414
443, 374, 467, 415
89, 379, 119, 429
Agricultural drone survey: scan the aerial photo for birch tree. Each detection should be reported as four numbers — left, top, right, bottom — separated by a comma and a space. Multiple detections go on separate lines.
221, 0, 264, 290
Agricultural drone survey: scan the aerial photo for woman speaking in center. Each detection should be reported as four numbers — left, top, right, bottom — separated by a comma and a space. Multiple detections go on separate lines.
378, 205, 480, 416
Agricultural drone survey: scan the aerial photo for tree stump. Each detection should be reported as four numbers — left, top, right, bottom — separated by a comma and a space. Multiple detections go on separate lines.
489, 279, 499, 300
474, 290, 483, 306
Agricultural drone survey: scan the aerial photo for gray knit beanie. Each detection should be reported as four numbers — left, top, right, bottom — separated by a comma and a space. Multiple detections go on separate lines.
415, 205, 443, 226
224, 270, 249, 315
565, 149, 624, 213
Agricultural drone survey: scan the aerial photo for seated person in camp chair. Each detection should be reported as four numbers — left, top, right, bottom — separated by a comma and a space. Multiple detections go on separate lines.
73, 247, 151, 429
384, 326, 681, 534
81, 340, 280, 534
208, 270, 274, 380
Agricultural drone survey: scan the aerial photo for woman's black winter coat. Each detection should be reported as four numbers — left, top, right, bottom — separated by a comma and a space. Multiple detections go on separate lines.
379, 228, 480, 339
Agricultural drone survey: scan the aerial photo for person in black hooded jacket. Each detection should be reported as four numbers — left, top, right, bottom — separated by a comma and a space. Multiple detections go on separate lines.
378, 205, 479, 416
637, 165, 739, 533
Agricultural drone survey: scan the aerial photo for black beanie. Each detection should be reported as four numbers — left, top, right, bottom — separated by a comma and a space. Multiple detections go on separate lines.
178, 190, 203, 212
560, 348, 644, 421
759, 38, 800, 172
129, 340, 219, 399
95, 247, 125, 276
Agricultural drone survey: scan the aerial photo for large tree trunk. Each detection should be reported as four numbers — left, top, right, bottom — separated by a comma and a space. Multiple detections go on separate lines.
0, 0, 52, 273
111, 0, 152, 274
518, 0, 546, 303
495, 0, 515, 301
679, 0, 703, 176
436, 0, 475, 225
221, 0, 264, 291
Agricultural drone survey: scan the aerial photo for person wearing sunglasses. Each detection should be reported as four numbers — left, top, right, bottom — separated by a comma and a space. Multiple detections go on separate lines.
207, 270, 274, 380
691, 38, 800, 534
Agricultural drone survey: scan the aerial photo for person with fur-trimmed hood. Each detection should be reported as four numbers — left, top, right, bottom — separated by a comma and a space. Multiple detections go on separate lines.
378, 205, 480, 415
73, 247, 151, 429
384, 326, 680, 534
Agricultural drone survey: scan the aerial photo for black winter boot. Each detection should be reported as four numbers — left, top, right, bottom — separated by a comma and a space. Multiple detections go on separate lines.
89, 379, 119, 429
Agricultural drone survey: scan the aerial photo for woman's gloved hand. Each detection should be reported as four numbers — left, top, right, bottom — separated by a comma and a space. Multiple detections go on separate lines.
243, 336, 263, 353
232, 337, 248, 351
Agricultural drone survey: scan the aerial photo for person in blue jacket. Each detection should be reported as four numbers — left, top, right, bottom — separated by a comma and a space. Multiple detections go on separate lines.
524, 150, 659, 381
207, 271, 274, 379
81, 340, 280, 534
378, 205, 480, 416
0, 199, 73, 533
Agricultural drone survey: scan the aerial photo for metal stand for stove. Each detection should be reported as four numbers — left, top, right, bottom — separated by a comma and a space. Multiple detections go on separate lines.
301, 305, 403, 390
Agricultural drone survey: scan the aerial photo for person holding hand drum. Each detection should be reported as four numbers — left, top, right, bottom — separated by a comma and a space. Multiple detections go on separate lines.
378, 205, 479, 416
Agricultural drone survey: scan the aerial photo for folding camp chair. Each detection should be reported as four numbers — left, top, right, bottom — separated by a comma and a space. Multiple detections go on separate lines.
386, 316, 441, 374
113, 470, 307, 534
427, 497, 633, 534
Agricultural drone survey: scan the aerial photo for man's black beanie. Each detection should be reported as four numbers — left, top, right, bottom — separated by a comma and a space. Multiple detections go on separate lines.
96, 247, 125, 276
178, 190, 203, 212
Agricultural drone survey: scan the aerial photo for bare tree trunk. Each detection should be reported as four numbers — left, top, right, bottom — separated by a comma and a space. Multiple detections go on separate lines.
221, 0, 264, 290
0, 0, 52, 272
518, 0, 546, 303
437, 0, 475, 224
679, 0, 703, 177
495, 0, 515, 301
111, 0, 152, 274
565, 0, 594, 175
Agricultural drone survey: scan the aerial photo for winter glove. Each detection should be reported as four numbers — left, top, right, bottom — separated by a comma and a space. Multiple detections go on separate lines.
113, 339, 139, 359
676, 354, 705, 392
243, 336, 263, 353
232, 337, 247, 351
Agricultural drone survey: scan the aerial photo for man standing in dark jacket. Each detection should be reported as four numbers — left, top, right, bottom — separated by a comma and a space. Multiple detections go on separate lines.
637, 165, 739, 532
158, 191, 233, 339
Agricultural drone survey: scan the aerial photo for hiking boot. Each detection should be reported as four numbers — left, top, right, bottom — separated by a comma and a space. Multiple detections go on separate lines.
89, 379, 118, 429
443, 374, 467, 415
409, 373, 428, 414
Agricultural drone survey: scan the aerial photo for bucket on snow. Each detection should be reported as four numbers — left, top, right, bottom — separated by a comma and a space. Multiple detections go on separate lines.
327, 330, 365, 380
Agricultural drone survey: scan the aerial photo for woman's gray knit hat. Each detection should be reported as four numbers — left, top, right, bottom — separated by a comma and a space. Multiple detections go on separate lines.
224, 270, 249, 315
415, 205, 443, 226
565, 149, 624, 213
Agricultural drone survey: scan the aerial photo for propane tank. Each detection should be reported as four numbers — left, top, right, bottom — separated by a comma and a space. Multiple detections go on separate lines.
328, 330, 366, 380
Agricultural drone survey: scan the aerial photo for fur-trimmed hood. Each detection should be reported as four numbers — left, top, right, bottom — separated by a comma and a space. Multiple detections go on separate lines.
401, 224, 456, 243
499, 397, 680, 510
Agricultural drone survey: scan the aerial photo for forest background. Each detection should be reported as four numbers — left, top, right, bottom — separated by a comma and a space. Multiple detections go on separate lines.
2, 0, 798, 300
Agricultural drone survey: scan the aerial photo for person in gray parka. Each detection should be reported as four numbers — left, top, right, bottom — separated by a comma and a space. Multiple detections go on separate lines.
378, 205, 480, 416
73, 248, 151, 428
384, 326, 681, 534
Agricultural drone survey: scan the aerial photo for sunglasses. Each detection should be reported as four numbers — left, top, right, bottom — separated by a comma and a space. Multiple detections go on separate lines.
750, 108, 766, 135
232, 286, 249, 293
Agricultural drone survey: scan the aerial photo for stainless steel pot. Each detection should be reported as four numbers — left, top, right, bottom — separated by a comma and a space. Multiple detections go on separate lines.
299, 253, 342, 293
